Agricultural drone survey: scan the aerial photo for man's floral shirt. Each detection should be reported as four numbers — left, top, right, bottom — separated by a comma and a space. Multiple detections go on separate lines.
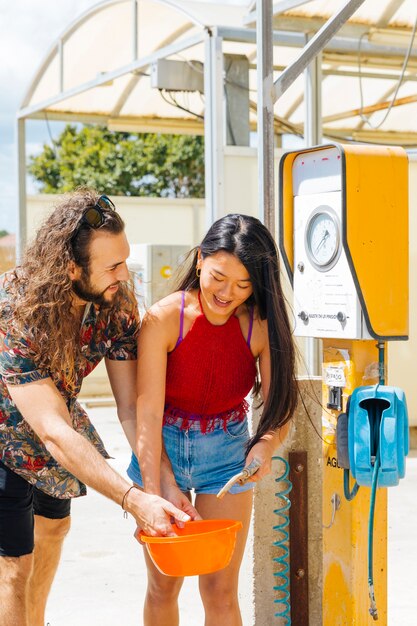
0, 280, 139, 498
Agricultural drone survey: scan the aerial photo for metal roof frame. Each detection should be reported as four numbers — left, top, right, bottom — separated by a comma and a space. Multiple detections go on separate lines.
18, 30, 205, 121
16, 0, 417, 260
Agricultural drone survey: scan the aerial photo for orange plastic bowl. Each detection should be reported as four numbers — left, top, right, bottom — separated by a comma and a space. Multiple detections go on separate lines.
140, 519, 243, 577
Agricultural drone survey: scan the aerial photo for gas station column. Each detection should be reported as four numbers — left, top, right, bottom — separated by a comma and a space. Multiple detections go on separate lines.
279, 143, 409, 625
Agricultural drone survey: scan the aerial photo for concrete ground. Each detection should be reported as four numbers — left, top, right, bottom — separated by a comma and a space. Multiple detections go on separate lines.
46, 406, 204, 626
387, 449, 417, 625
46, 406, 417, 625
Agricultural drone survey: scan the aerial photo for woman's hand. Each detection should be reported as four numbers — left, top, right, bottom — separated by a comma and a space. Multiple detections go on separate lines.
133, 484, 201, 545
126, 489, 190, 538
161, 480, 202, 522
244, 439, 275, 483
245, 424, 291, 483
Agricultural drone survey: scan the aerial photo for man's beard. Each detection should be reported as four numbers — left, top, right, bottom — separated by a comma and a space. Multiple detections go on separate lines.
72, 272, 119, 308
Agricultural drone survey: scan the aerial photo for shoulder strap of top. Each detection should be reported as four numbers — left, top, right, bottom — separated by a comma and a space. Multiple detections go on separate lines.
174, 291, 186, 349
247, 305, 254, 347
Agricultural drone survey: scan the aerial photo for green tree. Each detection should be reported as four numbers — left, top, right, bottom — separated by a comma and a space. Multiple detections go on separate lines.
29, 125, 205, 198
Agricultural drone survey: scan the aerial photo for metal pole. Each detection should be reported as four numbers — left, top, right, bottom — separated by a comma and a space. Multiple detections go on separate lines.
273, 0, 366, 102
58, 39, 64, 93
132, 0, 138, 60
256, 0, 275, 233
204, 32, 224, 228
304, 41, 323, 375
305, 50, 322, 145
16, 118, 27, 262
204, 34, 214, 228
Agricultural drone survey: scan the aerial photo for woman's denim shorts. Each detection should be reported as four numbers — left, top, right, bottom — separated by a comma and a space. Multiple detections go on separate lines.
127, 417, 255, 495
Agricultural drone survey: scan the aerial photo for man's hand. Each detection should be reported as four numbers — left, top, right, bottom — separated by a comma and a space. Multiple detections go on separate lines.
125, 488, 191, 537
161, 481, 202, 523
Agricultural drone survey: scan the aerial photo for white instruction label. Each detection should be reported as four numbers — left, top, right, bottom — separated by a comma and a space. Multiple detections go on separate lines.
324, 366, 346, 388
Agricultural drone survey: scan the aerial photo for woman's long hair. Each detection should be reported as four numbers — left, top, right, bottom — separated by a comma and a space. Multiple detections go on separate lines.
0, 188, 128, 394
176, 213, 298, 451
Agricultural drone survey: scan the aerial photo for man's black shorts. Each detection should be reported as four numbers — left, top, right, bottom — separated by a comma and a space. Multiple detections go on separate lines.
0, 459, 71, 557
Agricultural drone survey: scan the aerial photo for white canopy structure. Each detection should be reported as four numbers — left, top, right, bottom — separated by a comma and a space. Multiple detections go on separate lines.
17, 0, 417, 249
19, 0, 417, 140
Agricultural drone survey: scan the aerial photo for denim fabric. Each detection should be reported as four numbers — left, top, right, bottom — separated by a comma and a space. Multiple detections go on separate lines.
127, 418, 254, 495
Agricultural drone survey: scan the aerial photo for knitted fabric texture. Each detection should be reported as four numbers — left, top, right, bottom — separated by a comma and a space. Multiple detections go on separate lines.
164, 309, 256, 432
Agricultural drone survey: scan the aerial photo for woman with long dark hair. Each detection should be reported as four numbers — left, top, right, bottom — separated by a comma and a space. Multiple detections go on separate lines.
128, 214, 298, 626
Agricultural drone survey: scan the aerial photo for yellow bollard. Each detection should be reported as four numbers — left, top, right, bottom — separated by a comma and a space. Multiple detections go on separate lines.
322, 339, 386, 625
279, 142, 408, 624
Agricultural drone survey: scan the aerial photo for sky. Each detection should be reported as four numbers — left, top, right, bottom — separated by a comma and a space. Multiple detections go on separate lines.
0, 0, 102, 233
0, 0, 252, 234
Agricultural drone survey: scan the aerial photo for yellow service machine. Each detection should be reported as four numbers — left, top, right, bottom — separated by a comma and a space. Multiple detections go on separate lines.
279, 143, 409, 625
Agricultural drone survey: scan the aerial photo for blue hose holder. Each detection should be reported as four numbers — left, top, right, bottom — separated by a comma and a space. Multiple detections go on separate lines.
348, 385, 409, 487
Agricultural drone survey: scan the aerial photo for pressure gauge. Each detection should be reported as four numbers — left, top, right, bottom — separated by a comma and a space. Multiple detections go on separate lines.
305, 206, 341, 271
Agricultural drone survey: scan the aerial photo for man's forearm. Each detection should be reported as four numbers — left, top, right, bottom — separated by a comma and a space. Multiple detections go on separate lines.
43, 419, 191, 535
43, 421, 130, 507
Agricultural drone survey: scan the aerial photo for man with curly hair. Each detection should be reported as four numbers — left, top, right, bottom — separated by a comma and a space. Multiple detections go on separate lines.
0, 189, 194, 625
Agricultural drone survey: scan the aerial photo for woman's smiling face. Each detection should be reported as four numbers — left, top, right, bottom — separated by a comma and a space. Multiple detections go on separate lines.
197, 250, 253, 323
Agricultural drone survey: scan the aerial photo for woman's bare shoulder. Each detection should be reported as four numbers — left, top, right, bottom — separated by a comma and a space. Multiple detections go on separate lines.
140, 291, 183, 328
142, 289, 199, 329
153, 291, 183, 313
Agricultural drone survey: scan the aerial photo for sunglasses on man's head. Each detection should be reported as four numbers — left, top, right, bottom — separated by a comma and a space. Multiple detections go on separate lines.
80, 194, 116, 229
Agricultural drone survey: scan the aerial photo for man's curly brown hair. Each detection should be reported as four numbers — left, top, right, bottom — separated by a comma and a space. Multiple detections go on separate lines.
0, 188, 134, 393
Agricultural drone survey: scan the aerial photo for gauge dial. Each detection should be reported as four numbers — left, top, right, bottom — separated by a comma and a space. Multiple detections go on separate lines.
305, 208, 341, 271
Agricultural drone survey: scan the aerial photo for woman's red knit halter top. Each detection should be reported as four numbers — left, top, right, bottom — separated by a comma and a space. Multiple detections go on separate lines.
163, 291, 257, 431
